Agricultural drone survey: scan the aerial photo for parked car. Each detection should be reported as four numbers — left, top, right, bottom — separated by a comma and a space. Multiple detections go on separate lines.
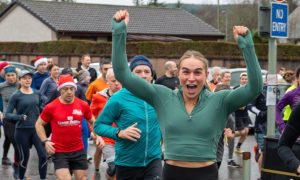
229, 68, 268, 88
1, 61, 35, 73
89, 63, 101, 77
208, 67, 267, 88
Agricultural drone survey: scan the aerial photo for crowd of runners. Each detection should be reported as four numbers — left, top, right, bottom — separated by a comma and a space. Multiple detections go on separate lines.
0, 9, 299, 180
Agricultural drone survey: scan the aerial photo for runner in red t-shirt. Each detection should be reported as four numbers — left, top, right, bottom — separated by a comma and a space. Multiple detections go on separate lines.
35, 74, 104, 180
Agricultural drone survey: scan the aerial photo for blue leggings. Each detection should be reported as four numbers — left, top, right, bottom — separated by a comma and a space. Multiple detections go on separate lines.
15, 128, 47, 179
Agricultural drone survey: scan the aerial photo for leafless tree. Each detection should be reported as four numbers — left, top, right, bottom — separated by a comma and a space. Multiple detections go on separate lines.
133, 0, 144, 6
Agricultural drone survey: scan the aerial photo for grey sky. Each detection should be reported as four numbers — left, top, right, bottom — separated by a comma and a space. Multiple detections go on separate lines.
75, 0, 225, 6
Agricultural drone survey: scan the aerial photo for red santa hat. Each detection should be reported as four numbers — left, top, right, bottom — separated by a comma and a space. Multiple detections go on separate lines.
34, 56, 48, 68
57, 74, 77, 91
0, 61, 9, 71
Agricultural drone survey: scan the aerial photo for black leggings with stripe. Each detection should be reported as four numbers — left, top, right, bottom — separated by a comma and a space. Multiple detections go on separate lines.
15, 128, 47, 179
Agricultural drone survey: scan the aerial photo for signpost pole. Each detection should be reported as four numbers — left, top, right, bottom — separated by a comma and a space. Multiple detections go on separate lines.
266, 0, 288, 136
267, 37, 277, 136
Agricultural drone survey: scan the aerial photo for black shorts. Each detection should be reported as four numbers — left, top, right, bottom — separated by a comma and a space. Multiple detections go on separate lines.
163, 163, 218, 180
52, 149, 88, 171
235, 117, 250, 131
116, 159, 162, 180
107, 162, 116, 177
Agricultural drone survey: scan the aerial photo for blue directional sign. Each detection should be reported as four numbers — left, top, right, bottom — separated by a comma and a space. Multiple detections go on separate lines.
271, 2, 288, 38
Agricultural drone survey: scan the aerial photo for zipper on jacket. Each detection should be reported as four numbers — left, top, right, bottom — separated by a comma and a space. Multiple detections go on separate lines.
144, 102, 149, 166
179, 99, 194, 120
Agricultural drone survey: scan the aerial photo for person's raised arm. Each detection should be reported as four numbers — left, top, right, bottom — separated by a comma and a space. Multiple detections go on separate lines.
225, 26, 263, 112
111, 10, 157, 104
278, 104, 300, 173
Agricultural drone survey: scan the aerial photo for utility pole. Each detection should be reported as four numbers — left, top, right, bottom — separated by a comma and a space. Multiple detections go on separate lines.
217, 0, 220, 30
222, 10, 228, 41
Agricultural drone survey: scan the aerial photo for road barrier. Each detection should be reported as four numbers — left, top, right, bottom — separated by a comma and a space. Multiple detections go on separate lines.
261, 136, 300, 180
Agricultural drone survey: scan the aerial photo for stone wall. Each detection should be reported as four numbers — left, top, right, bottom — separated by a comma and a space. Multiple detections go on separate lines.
3, 54, 300, 77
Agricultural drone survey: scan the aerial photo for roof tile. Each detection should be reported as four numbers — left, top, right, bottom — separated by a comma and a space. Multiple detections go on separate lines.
14, 0, 223, 37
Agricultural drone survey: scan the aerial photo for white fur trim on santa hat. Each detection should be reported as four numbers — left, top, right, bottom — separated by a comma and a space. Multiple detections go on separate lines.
34, 57, 48, 68
57, 82, 77, 91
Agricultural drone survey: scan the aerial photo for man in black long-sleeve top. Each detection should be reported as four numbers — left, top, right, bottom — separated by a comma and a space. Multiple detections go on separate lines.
278, 103, 300, 174
76, 54, 97, 83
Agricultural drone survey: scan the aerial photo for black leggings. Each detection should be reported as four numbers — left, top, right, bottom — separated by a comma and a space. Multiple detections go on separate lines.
163, 163, 218, 180
2, 120, 19, 164
15, 128, 47, 179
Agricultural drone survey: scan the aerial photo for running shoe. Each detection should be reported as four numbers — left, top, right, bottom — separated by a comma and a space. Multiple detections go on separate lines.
92, 171, 101, 180
235, 147, 245, 154
227, 160, 241, 168
2, 157, 12, 165
12, 164, 19, 179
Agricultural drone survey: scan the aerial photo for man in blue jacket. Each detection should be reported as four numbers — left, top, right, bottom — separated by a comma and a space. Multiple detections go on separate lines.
31, 56, 49, 90
94, 55, 162, 180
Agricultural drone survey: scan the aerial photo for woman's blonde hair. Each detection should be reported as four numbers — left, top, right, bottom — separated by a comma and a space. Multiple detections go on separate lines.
178, 50, 208, 71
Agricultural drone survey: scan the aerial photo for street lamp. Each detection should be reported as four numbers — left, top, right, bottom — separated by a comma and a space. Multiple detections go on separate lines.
217, 0, 220, 30
222, 10, 228, 41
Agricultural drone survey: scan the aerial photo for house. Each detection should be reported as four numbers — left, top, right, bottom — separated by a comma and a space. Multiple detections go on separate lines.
0, 0, 224, 42
288, 5, 300, 44
279, 5, 300, 44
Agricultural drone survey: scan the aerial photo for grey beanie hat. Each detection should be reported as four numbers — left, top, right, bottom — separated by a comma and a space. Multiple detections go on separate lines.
77, 69, 90, 82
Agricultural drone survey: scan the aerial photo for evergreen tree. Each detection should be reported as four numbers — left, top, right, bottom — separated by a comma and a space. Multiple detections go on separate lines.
133, 0, 144, 6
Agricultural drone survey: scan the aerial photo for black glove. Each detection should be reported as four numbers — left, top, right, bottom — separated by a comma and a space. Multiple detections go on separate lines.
20, 114, 27, 121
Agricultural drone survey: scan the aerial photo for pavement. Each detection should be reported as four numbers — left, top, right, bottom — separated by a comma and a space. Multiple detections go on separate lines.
0, 127, 261, 180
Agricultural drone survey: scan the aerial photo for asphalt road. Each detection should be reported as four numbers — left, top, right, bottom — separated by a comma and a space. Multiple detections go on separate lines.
0, 128, 261, 180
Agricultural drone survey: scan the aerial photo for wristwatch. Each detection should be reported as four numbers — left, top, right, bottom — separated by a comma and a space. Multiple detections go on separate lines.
42, 139, 49, 146
116, 129, 121, 138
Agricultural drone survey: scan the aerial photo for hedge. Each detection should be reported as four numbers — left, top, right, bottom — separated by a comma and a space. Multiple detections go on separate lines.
0, 40, 299, 60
